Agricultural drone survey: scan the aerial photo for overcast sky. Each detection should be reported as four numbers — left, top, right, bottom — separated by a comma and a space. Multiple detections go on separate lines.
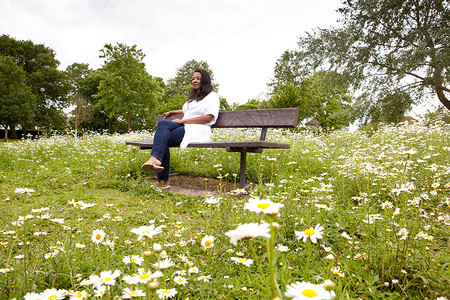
1, 0, 342, 104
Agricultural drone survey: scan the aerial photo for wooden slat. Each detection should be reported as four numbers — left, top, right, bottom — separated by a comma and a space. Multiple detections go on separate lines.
156, 108, 299, 128
125, 140, 290, 150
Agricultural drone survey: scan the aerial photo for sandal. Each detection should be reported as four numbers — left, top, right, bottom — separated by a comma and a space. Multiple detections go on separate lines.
141, 161, 164, 172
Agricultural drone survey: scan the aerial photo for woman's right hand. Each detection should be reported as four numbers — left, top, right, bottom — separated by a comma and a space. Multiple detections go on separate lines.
163, 111, 172, 118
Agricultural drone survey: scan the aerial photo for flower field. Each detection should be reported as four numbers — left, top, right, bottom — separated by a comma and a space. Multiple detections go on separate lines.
0, 122, 449, 299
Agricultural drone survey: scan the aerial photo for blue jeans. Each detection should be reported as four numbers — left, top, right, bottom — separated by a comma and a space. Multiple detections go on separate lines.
151, 120, 185, 182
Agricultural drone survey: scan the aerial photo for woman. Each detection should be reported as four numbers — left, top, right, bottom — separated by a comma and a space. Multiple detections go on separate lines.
141, 69, 220, 189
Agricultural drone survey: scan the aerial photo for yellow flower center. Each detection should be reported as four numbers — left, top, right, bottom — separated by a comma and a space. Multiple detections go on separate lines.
131, 292, 138, 296
143, 231, 150, 235
49, 296, 58, 300
139, 273, 151, 279
304, 228, 315, 236
239, 258, 246, 262
257, 203, 270, 209
401, 232, 406, 236
131, 258, 137, 261
205, 240, 211, 247
96, 234, 102, 240
302, 288, 318, 297
76, 292, 83, 297
163, 290, 170, 294
178, 278, 184, 282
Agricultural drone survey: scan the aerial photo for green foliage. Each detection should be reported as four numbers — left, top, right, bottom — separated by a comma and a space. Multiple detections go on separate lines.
297, 0, 450, 111
269, 65, 352, 131
0, 55, 36, 138
94, 43, 164, 132
0, 35, 69, 129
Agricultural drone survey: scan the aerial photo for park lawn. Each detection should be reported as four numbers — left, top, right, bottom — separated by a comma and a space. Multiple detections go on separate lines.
0, 123, 449, 299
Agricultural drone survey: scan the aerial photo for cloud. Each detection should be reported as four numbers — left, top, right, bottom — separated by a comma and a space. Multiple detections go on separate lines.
0, 0, 341, 103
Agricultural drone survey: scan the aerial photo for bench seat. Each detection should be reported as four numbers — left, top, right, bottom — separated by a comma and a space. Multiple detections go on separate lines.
125, 140, 291, 151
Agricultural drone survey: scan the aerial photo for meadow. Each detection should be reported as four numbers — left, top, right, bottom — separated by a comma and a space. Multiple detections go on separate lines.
0, 121, 448, 300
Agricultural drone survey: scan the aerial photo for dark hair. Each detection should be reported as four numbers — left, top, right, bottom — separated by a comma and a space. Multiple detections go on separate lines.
186, 69, 214, 102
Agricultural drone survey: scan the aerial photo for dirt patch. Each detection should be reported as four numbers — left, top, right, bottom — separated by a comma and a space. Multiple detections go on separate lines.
148, 173, 251, 198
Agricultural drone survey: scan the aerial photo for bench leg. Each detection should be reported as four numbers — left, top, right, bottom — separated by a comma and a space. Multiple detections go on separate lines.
239, 150, 247, 189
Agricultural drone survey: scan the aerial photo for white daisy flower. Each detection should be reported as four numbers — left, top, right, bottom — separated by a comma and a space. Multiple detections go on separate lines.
230, 257, 254, 267
285, 281, 335, 299
91, 229, 105, 244
397, 228, 409, 240
173, 276, 188, 285
130, 225, 163, 240
225, 223, 271, 245
156, 288, 177, 299
295, 224, 324, 244
200, 235, 215, 250
244, 197, 284, 215
122, 255, 144, 265
122, 288, 145, 298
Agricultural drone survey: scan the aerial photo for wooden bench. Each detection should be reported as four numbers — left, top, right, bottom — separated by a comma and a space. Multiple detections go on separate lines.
126, 108, 299, 189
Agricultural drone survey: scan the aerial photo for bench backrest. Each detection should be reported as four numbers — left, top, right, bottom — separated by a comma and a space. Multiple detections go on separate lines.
156, 108, 299, 128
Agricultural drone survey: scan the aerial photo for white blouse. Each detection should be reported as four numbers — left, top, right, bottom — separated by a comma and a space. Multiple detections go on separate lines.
180, 92, 220, 150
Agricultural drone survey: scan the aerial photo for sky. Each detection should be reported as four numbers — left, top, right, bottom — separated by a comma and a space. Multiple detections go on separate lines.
0, 0, 343, 105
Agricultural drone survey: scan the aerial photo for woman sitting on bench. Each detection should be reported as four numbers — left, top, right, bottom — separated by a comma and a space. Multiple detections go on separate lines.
141, 69, 220, 189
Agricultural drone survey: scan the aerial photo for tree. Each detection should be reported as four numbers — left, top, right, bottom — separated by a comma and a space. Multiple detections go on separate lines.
0, 35, 69, 129
0, 55, 36, 140
269, 50, 352, 130
66, 63, 93, 135
164, 59, 219, 99
298, 0, 449, 112
94, 43, 163, 133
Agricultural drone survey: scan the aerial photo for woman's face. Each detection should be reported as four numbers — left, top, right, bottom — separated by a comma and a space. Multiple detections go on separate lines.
192, 72, 201, 90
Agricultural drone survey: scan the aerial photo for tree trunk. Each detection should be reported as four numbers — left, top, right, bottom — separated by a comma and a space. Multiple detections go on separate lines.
127, 111, 131, 133
436, 86, 450, 111
4, 126, 8, 141
74, 108, 79, 137
10, 124, 18, 139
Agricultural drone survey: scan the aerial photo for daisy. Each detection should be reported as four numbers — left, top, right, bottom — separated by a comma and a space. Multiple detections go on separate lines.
99, 270, 121, 286
134, 269, 164, 284
156, 288, 177, 299
40, 288, 68, 300
197, 275, 212, 282
225, 222, 271, 245
205, 196, 221, 204
285, 281, 334, 299
14, 187, 35, 194
230, 257, 254, 267
295, 224, 324, 244
277, 244, 290, 252
68, 290, 88, 299
122, 288, 145, 298
331, 266, 345, 277
397, 228, 409, 240
380, 201, 393, 210
91, 229, 105, 244
188, 266, 199, 274
24, 292, 42, 300
244, 197, 284, 215
93, 286, 106, 298
173, 276, 188, 285
153, 258, 175, 269
122, 255, 144, 265
201, 235, 215, 250
130, 225, 163, 240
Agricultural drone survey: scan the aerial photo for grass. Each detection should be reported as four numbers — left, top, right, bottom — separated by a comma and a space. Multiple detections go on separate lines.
0, 122, 449, 299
